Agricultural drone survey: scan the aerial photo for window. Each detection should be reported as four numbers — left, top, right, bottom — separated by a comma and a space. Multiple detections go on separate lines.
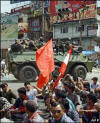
87, 24, 98, 30
76, 25, 84, 32
61, 26, 68, 33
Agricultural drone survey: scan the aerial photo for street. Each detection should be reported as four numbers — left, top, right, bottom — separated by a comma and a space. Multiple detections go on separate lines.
1, 67, 100, 95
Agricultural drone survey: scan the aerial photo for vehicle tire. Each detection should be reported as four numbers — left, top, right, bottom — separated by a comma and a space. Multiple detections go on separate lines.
13, 70, 19, 79
14, 73, 19, 80
72, 65, 87, 80
19, 65, 38, 82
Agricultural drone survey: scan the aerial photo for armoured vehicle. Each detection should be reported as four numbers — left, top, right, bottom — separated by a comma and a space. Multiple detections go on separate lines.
6, 42, 95, 82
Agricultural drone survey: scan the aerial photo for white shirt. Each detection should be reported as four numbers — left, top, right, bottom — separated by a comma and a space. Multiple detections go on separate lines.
1, 60, 5, 67
26, 89, 37, 103
90, 82, 100, 91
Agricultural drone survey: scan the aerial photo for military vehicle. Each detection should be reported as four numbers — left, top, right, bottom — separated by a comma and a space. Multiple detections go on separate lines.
6, 42, 95, 82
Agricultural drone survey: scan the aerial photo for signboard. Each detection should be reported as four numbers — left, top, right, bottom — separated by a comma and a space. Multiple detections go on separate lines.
10, 0, 28, 4
87, 25, 98, 37
50, 0, 96, 14
50, 1, 96, 23
1, 14, 18, 40
88, 30, 97, 37
11, 4, 31, 13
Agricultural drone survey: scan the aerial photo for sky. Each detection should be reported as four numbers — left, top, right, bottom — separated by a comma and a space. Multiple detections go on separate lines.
1, 0, 30, 13
1, 0, 100, 13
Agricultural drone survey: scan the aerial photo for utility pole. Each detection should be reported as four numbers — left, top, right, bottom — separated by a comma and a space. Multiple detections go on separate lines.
80, 21, 82, 45
42, 1, 45, 39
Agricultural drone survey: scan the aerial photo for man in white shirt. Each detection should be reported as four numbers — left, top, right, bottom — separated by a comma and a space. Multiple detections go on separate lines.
90, 77, 100, 91
24, 82, 37, 104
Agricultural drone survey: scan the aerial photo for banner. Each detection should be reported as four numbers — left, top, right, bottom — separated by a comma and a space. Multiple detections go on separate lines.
1, 14, 18, 40
50, 1, 96, 23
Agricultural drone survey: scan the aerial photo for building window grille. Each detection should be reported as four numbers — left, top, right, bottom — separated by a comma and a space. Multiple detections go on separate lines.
87, 24, 98, 30
76, 25, 84, 32
61, 26, 68, 33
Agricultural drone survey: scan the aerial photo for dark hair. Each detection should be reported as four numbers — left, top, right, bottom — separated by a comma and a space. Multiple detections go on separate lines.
1, 83, 8, 88
55, 90, 66, 99
50, 101, 59, 107
83, 82, 90, 91
24, 82, 30, 86
43, 93, 50, 100
87, 92, 97, 103
25, 100, 38, 113
64, 82, 75, 92
92, 77, 98, 81
17, 87, 26, 95
61, 99, 69, 110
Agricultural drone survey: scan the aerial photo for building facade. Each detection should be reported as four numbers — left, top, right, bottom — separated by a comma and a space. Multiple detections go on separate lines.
52, 2, 100, 50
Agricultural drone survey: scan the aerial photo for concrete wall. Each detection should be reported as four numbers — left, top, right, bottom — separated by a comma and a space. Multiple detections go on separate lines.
53, 19, 97, 40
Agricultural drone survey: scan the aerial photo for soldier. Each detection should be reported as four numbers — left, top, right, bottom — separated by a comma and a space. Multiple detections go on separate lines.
20, 39, 29, 49
55, 39, 65, 55
70, 41, 83, 53
37, 37, 44, 48
28, 40, 38, 50
11, 39, 22, 52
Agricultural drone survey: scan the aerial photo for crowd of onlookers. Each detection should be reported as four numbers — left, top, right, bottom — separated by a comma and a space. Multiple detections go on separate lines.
0, 73, 100, 123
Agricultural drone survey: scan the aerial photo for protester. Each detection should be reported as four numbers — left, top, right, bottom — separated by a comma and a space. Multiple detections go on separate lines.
0, 83, 17, 104
49, 103, 74, 123
24, 82, 38, 104
10, 87, 28, 121
61, 98, 80, 123
0, 96, 12, 119
78, 92, 97, 123
90, 77, 100, 91
24, 100, 44, 123
63, 82, 80, 107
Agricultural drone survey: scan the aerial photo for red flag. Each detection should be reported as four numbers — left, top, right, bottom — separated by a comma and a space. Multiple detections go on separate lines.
53, 46, 72, 88
36, 39, 55, 88
59, 45, 72, 75
37, 74, 49, 89
36, 39, 55, 77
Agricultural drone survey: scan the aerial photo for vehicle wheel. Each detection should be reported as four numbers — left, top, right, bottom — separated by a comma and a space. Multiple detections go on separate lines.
14, 74, 19, 80
19, 65, 38, 82
13, 70, 19, 79
72, 65, 87, 80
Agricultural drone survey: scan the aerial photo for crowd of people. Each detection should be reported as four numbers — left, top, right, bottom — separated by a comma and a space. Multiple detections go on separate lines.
0, 74, 100, 123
